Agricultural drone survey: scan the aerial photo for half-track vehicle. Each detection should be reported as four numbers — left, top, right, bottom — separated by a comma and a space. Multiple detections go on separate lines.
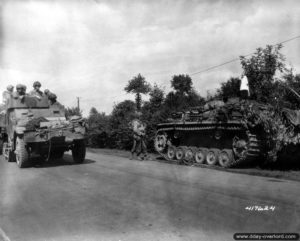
154, 97, 300, 168
0, 94, 87, 168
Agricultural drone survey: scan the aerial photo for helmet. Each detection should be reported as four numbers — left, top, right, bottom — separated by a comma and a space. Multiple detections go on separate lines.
48, 93, 57, 100
16, 84, 23, 90
33, 81, 41, 87
6, 85, 14, 91
21, 84, 27, 90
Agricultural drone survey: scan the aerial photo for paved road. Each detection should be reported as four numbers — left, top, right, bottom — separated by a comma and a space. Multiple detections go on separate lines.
0, 150, 299, 241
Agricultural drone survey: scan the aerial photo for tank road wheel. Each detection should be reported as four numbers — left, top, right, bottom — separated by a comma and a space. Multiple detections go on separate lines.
194, 148, 207, 164
175, 146, 185, 161
154, 134, 167, 152
184, 148, 194, 162
72, 140, 86, 164
167, 146, 176, 160
206, 148, 219, 165
218, 149, 234, 167
15, 137, 30, 168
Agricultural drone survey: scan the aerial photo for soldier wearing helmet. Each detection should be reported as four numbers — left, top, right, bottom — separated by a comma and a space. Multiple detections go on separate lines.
44, 89, 50, 97
129, 111, 149, 161
29, 81, 43, 99
13, 84, 27, 100
48, 93, 57, 105
2, 85, 14, 104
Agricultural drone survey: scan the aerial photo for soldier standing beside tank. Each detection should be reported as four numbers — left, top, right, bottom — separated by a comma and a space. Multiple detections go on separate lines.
29, 81, 44, 99
129, 112, 149, 161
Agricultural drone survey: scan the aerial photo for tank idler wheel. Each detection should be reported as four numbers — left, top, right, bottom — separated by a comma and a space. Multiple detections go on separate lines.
206, 148, 220, 165
167, 146, 176, 160
194, 148, 207, 164
218, 149, 234, 167
154, 134, 167, 152
175, 146, 185, 161
184, 147, 194, 162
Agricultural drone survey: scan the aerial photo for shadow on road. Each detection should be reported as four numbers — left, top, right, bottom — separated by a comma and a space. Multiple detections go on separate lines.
32, 154, 95, 168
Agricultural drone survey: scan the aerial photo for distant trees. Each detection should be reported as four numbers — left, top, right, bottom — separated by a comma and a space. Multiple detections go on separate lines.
279, 72, 300, 109
216, 77, 241, 98
109, 100, 136, 149
87, 107, 110, 147
65, 107, 82, 119
240, 44, 286, 103
165, 74, 204, 112
69, 44, 300, 151
171, 74, 193, 95
124, 73, 151, 111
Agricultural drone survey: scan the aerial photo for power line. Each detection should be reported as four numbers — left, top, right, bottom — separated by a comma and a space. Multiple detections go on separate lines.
190, 34, 300, 76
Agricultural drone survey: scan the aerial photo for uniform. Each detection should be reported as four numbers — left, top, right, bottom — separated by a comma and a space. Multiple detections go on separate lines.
13, 84, 27, 100
130, 119, 148, 160
29, 89, 44, 98
2, 85, 14, 104
30, 81, 43, 99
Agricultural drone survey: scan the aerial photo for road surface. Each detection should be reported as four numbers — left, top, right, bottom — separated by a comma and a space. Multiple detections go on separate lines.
0, 150, 299, 241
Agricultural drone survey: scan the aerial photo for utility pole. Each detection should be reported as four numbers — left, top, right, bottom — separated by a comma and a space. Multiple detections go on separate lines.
77, 97, 80, 111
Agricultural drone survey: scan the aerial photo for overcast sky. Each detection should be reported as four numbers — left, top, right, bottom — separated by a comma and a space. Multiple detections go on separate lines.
0, 0, 300, 116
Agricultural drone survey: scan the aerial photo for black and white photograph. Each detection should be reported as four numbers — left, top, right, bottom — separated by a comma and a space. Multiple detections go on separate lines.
0, 0, 300, 240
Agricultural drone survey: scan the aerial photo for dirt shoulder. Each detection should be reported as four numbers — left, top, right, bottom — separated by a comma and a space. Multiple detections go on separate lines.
87, 148, 300, 182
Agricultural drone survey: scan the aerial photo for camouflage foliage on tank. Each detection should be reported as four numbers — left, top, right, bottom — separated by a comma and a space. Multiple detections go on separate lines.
154, 97, 300, 168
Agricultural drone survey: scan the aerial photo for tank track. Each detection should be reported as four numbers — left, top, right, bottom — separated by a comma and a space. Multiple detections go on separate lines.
155, 125, 262, 168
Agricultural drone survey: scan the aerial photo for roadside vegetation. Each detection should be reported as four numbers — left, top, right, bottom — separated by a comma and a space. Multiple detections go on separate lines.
69, 44, 300, 171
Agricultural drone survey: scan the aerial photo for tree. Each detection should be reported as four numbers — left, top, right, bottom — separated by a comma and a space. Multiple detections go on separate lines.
87, 107, 110, 147
124, 73, 151, 111
109, 100, 136, 149
89, 107, 99, 116
240, 44, 286, 102
65, 107, 82, 119
216, 77, 241, 98
149, 84, 164, 109
278, 72, 300, 109
171, 74, 193, 95
165, 74, 204, 112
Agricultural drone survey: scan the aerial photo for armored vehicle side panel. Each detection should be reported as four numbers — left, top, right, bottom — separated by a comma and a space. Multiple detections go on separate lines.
154, 98, 300, 168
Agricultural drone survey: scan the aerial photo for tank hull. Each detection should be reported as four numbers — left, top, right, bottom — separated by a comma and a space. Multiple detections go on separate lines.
155, 120, 262, 168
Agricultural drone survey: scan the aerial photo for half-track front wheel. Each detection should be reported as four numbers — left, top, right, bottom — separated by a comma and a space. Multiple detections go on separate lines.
15, 137, 30, 168
72, 140, 86, 164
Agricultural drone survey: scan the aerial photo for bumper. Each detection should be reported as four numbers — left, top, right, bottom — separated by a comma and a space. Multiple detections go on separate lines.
23, 128, 85, 143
